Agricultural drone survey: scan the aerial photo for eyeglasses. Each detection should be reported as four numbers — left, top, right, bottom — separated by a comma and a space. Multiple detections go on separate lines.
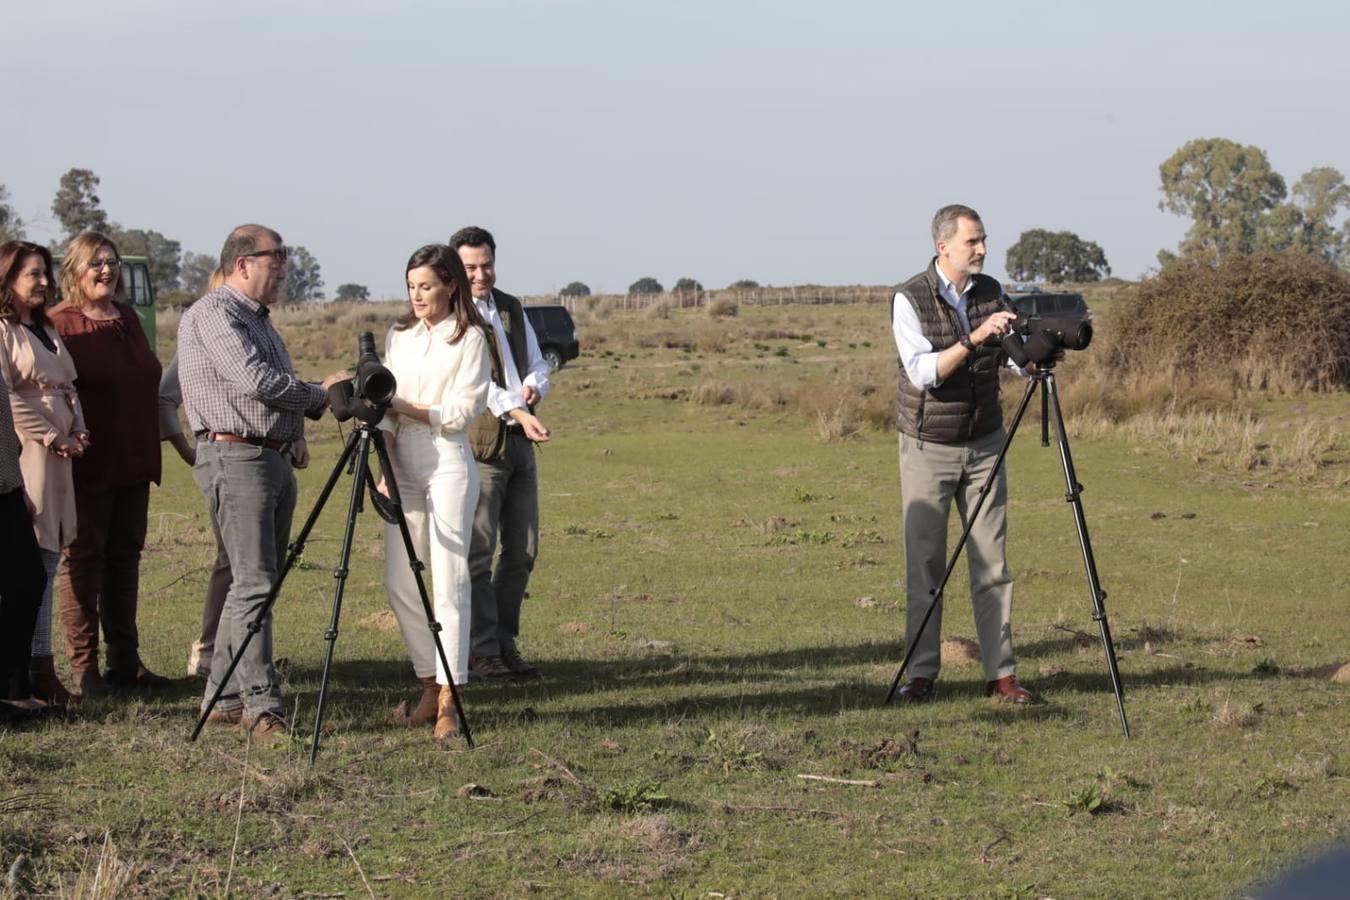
242, 247, 289, 264
87, 258, 121, 272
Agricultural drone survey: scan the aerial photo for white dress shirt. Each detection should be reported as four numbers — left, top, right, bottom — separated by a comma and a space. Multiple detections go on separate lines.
474, 291, 550, 418
380, 317, 490, 435
892, 265, 1022, 391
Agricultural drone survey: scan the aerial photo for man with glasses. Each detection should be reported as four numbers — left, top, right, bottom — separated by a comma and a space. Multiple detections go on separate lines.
177, 224, 348, 743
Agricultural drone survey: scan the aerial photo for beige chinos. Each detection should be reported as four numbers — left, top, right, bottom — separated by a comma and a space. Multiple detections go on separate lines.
898, 427, 1016, 682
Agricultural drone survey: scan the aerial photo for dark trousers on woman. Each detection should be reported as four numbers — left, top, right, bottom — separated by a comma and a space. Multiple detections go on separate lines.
1, 487, 45, 700
57, 482, 151, 677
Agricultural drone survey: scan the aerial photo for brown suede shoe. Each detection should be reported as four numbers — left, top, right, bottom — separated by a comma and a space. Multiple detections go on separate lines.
896, 677, 936, 702
468, 655, 513, 681
501, 649, 540, 678
393, 676, 440, 727
986, 675, 1034, 704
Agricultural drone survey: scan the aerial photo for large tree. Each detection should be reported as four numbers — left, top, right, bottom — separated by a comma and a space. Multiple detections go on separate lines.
1290, 167, 1350, 265
0, 184, 24, 242
335, 283, 369, 301
1005, 229, 1111, 283
672, 277, 703, 293
180, 251, 219, 296
628, 277, 663, 294
114, 227, 181, 291
52, 168, 110, 240
559, 281, 591, 298
285, 246, 324, 301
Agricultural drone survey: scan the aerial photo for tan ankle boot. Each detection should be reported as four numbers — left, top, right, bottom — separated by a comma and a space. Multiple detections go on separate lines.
30, 655, 72, 705
432, 685, 463, 741
393, 676, 440, 727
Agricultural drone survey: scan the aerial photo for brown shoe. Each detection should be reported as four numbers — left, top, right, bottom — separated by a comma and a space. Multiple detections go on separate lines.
432, 686, 464, 741
241, 711, 289, 745
205, 706, 243, 726
30, 655, 73, 706
500, 649, 540, 678
986, 675, 1034, 704
393, 676, 440, 727
468, 655, 513, 681
74, 668, 106, 698
105, 664, 172, 690
896, 677, 935, 702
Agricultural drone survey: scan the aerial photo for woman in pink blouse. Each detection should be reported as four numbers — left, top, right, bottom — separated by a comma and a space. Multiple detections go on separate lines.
378, 244, 490, 740
50, 232, 165, 695
0, 241, 88, 705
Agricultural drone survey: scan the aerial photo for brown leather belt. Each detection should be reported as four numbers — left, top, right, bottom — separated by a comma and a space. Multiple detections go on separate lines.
204, 432, 291, 453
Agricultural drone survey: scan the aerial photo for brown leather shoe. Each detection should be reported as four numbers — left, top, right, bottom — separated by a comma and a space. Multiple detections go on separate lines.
896, 677, 935, 702
205, 706, 243, 726
241, 711, 289, 745
105, 664, 172, 690
986, 675, 1034, 704
468, 655, 513, 681
501, 649, 540, 678
30, 655, 73, 705
74, 668, 106, 698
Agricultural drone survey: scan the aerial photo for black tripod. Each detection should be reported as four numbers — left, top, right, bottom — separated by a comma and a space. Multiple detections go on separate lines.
883, 366, 1130, 737
190, 419, 475, 761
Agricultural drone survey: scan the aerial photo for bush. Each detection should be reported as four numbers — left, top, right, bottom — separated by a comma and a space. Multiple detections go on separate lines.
672, 277, 703, 293
629, 277, 663, 294
707, 297, 739, 318
560, 281, 591, 297
1115, 252, 1350, 391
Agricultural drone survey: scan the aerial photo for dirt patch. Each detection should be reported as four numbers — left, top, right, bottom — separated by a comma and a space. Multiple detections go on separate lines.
841, 732, 921, 769
941, 637, 981, 668
561, 622, 591, 635
358, 609, 399, 632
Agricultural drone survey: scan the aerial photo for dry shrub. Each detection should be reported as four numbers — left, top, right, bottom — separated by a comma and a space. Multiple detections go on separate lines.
646, 299, 673, 319
1115, 252, 1350, 392
707, 297, 739, 318
694, 326, 732, 354
692, 380, 737, 406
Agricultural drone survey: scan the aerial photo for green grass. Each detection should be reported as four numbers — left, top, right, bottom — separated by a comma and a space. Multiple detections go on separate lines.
2, 302, 1347, 897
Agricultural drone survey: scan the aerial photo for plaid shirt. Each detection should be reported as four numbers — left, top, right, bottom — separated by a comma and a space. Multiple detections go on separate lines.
178, 286, 325, 442
0, 369, 24, 492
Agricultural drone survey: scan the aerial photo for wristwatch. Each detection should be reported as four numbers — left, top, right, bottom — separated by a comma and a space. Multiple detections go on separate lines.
959, 335, 978, 353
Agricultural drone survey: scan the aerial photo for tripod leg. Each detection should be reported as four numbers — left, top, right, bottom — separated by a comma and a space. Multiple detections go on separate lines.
308, 429, 376, 765
191, 427, 362, 741
885, 375, 1041, 704
371, 431, 475, 748
1044, 374, 1130, 738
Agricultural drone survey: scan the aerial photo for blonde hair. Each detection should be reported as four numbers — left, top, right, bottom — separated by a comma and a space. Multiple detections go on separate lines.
60, 231, 124, 306
207, 266, 225, 292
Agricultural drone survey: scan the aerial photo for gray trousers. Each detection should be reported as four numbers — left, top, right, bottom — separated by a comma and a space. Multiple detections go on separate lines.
193, 441, 296, 717
898, 428, 1016, 682
469, 431, 538, 658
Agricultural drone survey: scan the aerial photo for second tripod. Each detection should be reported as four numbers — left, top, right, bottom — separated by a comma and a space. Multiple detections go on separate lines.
190, 418, 474, 762
883, 366, 1130, 737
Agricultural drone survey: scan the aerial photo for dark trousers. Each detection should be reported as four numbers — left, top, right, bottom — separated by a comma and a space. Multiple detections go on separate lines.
57, 482, 151, 675
469, 431, 539, 658
1, 488, 45, 700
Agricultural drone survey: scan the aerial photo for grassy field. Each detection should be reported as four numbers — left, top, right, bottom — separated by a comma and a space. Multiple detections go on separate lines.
2, 299, 1348, 898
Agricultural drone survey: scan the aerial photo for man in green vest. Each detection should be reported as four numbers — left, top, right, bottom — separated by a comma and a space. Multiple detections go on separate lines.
889, 204, 1033, 705
451, 226, 553, 680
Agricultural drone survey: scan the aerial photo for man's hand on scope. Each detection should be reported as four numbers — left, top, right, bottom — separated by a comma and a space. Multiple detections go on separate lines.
321, 370, 353, 390
971, 311, 1016, 345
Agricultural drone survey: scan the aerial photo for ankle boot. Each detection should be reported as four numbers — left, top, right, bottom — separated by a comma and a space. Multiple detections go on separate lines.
432, 685, 463, 741
393, 676, 440, 727
30, 656, 73, 705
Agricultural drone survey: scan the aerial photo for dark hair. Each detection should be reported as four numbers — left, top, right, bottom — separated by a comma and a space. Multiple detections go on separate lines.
220, 224, 283, 279
932, 204, 982, 244
395, 244, 485, 342
447, 226, 496, 259
0, 240, 57, 328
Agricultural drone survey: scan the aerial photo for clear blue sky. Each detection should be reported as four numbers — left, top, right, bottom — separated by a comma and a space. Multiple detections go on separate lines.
5, 1, 1347, 298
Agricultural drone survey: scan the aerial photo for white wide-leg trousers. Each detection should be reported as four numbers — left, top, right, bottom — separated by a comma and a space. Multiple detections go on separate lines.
383, 426, 479, 686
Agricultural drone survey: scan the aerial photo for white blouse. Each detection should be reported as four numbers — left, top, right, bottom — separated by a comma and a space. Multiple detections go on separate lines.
381, 318, 490, 435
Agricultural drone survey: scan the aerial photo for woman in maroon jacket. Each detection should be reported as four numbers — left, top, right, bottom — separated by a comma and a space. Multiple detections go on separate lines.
50, 232, 166, 694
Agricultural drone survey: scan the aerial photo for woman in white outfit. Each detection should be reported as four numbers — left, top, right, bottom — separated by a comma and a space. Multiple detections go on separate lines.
379, 244, 490, 740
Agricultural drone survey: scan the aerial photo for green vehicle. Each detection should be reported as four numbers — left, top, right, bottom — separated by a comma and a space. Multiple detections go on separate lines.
50, 254, 157, 349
